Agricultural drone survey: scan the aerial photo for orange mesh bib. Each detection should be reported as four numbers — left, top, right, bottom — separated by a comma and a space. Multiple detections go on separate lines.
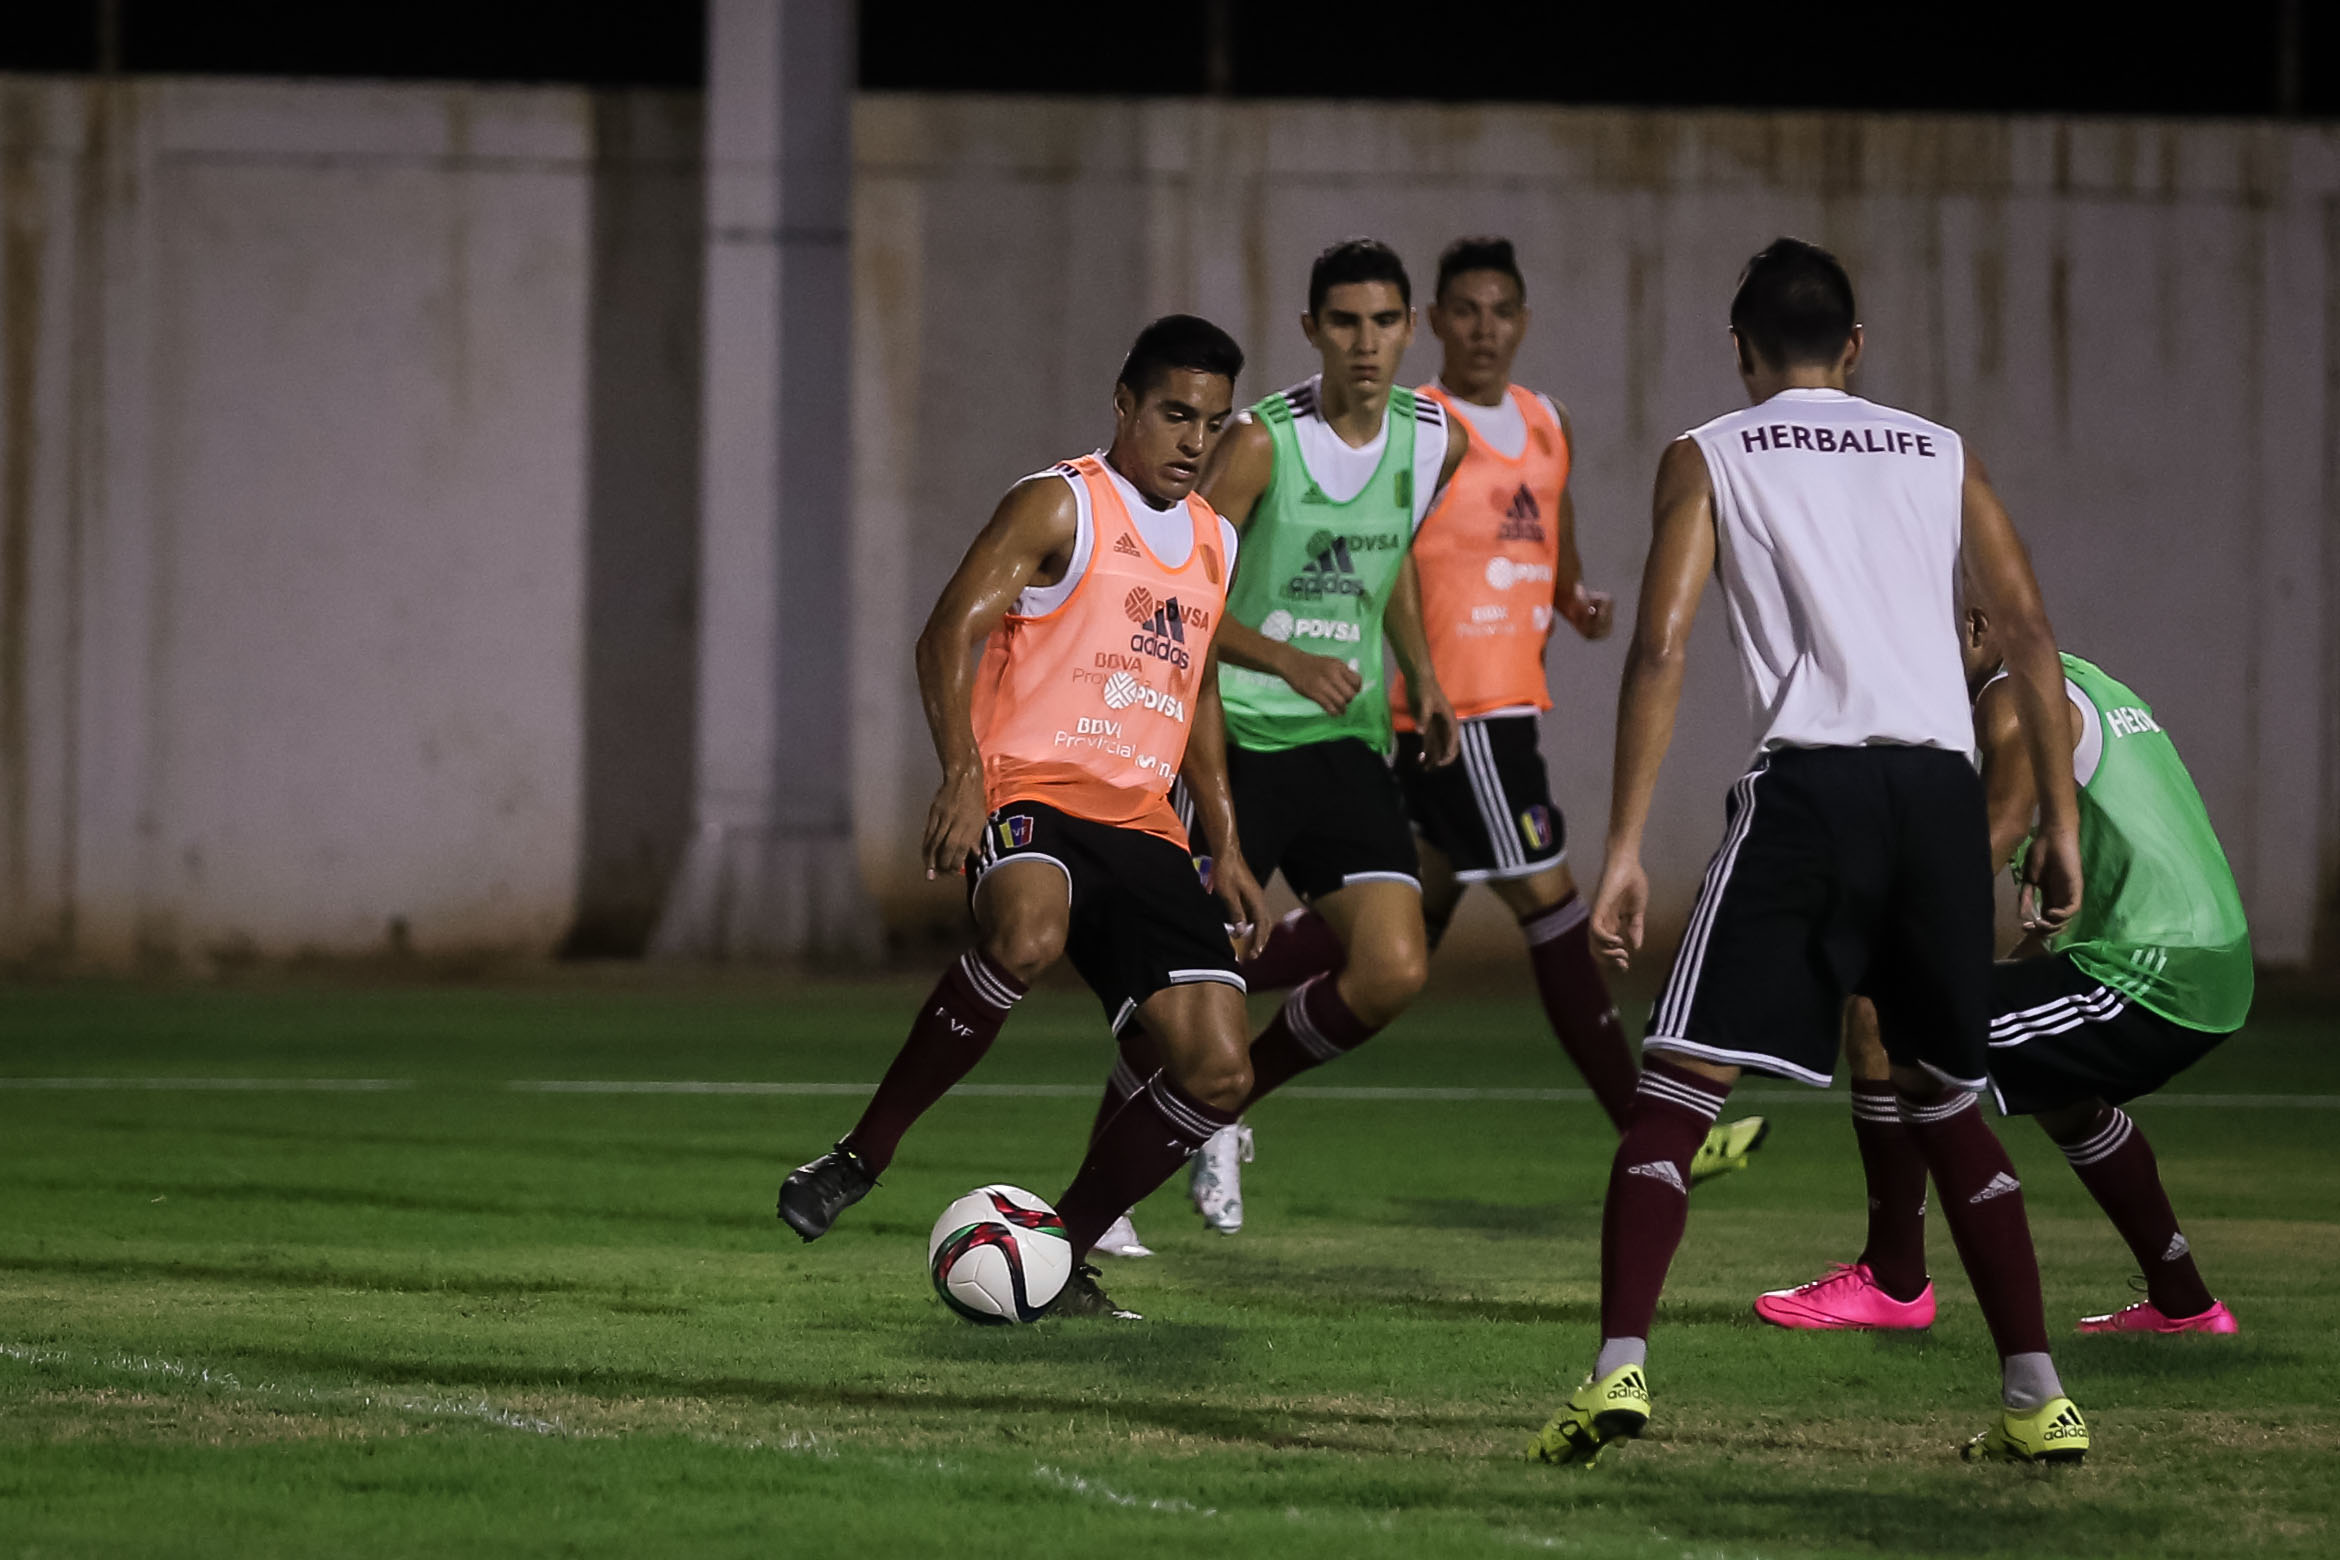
970, 456, 1227, 844
1392, 384, 1570, 727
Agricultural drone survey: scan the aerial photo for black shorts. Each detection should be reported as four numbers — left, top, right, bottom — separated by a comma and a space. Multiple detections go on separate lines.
1645, 746, 1994, 1090
1219, 737, 1420, 901
1984, 953, 2234, 1116
1396, 712, 1566, 881
974, 801, 1244, 1035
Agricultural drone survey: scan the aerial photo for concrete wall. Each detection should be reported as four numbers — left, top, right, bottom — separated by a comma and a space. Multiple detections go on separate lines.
4, 78, 2334, 966
0, 78, 700, 965
853, 98, 2340, 966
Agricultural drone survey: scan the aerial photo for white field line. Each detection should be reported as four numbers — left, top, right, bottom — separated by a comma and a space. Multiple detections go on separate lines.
1033, 1463, 1217, 1516
0, 1339, 837, 1452
5, 1076, 2334, 1109
0, 1077, 412, 1092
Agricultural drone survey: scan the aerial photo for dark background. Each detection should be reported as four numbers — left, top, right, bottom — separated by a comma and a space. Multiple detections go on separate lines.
5, 1, 2336, 118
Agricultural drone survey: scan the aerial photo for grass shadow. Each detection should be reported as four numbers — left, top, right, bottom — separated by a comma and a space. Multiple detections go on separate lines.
1387, 1197, 1596, 1239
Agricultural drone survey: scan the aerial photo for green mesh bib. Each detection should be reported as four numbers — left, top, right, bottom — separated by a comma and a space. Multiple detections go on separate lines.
2050, 654, 2253, 1032
1218, 386, 1419, 753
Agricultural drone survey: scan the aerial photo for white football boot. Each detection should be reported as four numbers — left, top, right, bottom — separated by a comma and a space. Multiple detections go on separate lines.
1092, 1212, 1154, 1259
1188, 1122, 1254, 1233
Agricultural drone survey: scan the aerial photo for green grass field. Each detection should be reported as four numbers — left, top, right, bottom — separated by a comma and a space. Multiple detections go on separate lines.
3, 971, 2337, 1558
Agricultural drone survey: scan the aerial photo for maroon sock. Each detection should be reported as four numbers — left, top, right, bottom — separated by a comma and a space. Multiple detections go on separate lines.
1851, 1080, 1930, 1301
2056, 1107, 2216, 1318
1900, 1090, 2050, 1359
843, 949, 1025, 1174
1056, 1071, 1238, 1259
1087, 1054, 1145, 1149
1519, 895, 1638, 1130
1241, 974, 1377, 1107
1237, 906, 1347, 992
1599, 1058, 1732, 1340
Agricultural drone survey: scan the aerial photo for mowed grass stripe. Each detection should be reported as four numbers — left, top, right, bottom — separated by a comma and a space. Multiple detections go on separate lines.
0, 1077, 414, 1092
7, 1074, 2340, 1108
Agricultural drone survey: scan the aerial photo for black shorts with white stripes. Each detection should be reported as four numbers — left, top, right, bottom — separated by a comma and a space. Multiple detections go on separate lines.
1217, 737, 1420, 901
1983, 952, 2234, 1115
972, 800, 1245, 1036
1644, 745, 1994, 1089
1396, 713, 1566, 882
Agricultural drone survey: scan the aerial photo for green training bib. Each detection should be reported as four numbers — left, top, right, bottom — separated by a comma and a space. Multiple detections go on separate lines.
1218, 386, 1419, 753
2048, 654, 2253, 1033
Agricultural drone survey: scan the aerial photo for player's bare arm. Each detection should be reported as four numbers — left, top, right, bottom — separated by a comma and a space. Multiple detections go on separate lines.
1198, 414, 1363, 715
1591, 437, 1716, 971
1550, 404, 1614, 641
1383, 555, 1459, 767
912, 476, 1079, 877
1437, 412, 1470, 496
1972, 672, 2085, 956
1181, 642, 1273, 960
1959, 449, 2082, 934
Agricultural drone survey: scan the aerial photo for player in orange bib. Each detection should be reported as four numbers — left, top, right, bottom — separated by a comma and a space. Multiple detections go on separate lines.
1238, 238, 1767, 1179
776, 316, 1272, 1318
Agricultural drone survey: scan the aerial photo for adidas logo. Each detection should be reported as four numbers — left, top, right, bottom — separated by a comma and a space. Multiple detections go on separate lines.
1626, 1160, 1686, 1194
1605, 1370, 1645, 1402
2040, 1404, 2087, 1442
1302, 536, 1358, 575
1113, 533, 1144, 557
1968, 1171, 2021, 1205
2163, 1232, 2190, 1261
1495, 483, 1547, 542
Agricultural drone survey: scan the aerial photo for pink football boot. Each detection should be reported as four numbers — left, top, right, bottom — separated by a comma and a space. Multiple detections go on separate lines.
2078, 1299, 2238, 1335
1754, 1262, 1936, 1330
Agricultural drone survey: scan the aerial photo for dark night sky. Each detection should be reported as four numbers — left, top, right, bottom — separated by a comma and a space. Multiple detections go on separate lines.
4, 2, 2335, 119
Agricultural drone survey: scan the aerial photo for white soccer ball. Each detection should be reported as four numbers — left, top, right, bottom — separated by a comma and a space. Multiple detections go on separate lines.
927, 1184, 1072, 1324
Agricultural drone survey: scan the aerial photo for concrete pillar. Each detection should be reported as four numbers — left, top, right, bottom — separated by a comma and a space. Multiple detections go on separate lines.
655, 0, 877, 960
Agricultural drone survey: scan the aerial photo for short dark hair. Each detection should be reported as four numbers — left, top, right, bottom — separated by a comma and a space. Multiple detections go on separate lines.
1308, 237, 1411, 317
1435, 236, 1524, 303
1729, 238, 1857, 370
1116, 314, 1245, 399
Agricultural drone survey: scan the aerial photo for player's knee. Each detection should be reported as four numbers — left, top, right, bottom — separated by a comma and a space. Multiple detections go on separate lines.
1177, 1037, 1252, 1113
982, 924, 1064, 984
2033, 1098, 2109, 1147
1887, 1064, 1951, 1108
1343, 941, 1429, 1023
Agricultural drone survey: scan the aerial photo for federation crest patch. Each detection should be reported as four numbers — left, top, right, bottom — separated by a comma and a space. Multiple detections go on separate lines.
996, 815, 1035, 851
1518, 805, 1554, 853
1191, 854, 1215, 893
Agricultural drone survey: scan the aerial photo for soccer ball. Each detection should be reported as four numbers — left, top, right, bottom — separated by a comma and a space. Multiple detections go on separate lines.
927, 1184, 1072, 1324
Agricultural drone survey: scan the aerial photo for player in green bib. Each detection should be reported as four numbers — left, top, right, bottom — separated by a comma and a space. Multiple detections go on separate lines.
1754, 606, 2253, 1338
1153, 239, 1466, 1234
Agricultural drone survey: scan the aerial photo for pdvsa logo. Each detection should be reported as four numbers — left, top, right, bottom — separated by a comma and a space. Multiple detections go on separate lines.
1100, 671, 1188, 723
1258, 609, 1359, 644
1485, 557, 1556, 591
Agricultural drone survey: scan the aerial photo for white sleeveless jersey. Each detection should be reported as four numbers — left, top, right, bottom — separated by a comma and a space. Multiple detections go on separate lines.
1685, 388, 1974, 760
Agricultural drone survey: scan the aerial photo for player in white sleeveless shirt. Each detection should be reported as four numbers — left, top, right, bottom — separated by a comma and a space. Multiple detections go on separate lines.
1531, 240, 2092, 1469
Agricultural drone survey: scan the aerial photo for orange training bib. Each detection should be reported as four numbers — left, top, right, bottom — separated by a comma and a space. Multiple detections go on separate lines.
970, 456, 1227, 844
1392, 384, 1569, 726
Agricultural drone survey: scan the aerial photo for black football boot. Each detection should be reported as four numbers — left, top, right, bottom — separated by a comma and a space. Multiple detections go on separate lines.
777, 1141, 878, 1241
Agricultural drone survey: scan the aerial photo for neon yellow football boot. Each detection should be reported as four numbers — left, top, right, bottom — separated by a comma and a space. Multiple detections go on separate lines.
1690, 1115, 1771, 1185
1960, 1396, 2090, 1464
1528, 1362, 1651, 1466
